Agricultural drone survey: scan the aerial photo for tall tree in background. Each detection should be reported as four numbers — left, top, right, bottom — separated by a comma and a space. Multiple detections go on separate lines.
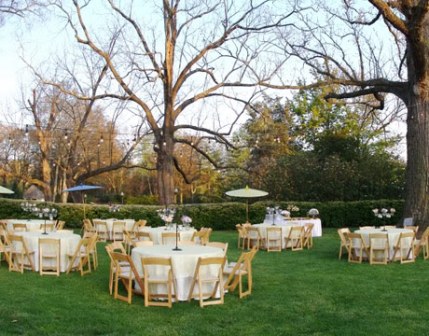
50, 0, 298, 206
274, 1, 427, 228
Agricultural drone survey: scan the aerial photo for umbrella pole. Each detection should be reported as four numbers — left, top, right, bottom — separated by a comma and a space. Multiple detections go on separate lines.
83, 192, 86, 219
246, 200, 249, 223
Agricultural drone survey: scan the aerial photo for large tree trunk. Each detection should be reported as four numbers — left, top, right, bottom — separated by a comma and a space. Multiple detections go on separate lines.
404, 22, 429, 233
156, 148, 175, 206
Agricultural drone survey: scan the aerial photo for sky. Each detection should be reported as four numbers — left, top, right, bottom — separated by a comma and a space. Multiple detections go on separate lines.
0, 3, 408, 159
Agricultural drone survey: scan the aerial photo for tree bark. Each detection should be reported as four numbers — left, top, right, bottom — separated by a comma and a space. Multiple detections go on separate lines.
403, 19, 429, 230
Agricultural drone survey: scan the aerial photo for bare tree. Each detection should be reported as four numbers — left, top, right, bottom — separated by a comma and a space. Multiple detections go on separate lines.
266, 1, 428, 229
0, 0, 44, 25
47, 0, 300, 205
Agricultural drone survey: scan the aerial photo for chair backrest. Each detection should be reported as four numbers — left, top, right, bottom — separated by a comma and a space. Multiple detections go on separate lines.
110, 251, 143, 289
13, 223, 28, 232
93, 220, 108, 231
42, 223, 55, 232
106, 241, 127, 254
206, 242, 229, 255
266, 226, 282, 237
112, 221, 125, 231
83, 219, 94, 230
359, 226, 375, 230
56, 220, 66, 230
134, 240, 154, 248
337, 228, 351, 244
162, 232, 179, 245
369, 233, 389, 249
347, 232, 369, 252
290, 225, 305, 238
39, 238, 61, 275
135, 231, 152, 241
247, 227, 261, 239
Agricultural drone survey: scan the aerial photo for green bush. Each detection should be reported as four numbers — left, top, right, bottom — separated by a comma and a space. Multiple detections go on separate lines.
0, 198, 405, 230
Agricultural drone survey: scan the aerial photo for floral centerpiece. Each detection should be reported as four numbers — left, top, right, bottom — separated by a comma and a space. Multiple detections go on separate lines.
181, 215, 192, 229
307, 208, 319, 218
157, 207, 176, 225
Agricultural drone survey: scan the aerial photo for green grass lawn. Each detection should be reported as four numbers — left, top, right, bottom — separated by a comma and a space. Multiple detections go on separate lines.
1, 229, 429, 336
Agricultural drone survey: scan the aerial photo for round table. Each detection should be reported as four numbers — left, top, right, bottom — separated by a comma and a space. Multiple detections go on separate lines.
6, 219, 56, 232
131, 244, 224, 301
140, 226, 196, 245
15, 231, 81, 272
355, 228, 413, 261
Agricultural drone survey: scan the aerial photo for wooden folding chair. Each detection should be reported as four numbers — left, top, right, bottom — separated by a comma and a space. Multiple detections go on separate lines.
236, 224, 248, 249
266, 227, 282, 252
188, 256, 226, 307
347, 232, 369, 264
369, 233, 389, 265
93, 220, 109, 241
0, 233, 12, 268
8, 234, 35, 273
66, 237, 92, 275
414, 226, 429, 259
224, 246, 258, 298
39, 238, 61, 276
246, 227, 265, 250
284, 226, 305, 251
337, 228, 351, 260
112, 221, 126, 242
392, 231, 416, 264
110, 251, 144, 304
303, 223, 315, 249
105, 242, 129, 295
141, 257, 177, 308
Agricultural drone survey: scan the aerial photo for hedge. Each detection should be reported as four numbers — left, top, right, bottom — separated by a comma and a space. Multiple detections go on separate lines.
0, 198, 405, 230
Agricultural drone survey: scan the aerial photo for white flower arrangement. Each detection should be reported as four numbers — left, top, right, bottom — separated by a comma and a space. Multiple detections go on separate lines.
157, 208, 176, 223
181, 215, 192, 224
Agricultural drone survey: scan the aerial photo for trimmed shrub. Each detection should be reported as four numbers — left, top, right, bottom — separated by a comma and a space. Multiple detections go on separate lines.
0, 198, 404, 230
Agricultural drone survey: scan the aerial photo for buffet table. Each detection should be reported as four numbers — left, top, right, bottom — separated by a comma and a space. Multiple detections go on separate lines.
260, 217, 322, 237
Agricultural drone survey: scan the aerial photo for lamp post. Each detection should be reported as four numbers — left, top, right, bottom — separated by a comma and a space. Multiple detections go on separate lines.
120, 192, 124, 204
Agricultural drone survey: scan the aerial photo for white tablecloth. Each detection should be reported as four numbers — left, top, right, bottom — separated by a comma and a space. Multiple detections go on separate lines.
140, 226, 196, 245
15, 231, 81, 272
131, 245, 224, 301
6, 219, 56, 232
355, 228, 413, 261
260, 218, 322, 237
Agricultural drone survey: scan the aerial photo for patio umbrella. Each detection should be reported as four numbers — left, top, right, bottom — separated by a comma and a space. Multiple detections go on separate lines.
225, 186, 269, 223
63, 184, 103, 218
0, 185, 14, 194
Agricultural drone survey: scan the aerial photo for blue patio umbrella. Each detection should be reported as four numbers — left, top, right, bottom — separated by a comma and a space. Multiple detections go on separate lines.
63, 184, 103, 218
